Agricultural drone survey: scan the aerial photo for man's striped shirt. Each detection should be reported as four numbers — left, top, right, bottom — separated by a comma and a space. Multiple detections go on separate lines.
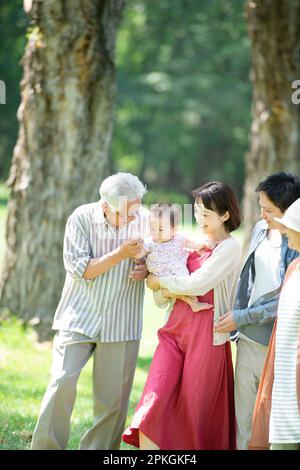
52, 201, 150, 341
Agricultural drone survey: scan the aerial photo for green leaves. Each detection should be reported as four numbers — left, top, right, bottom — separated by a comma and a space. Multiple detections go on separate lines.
113, 0, 251, 199
1, 0, 251, 204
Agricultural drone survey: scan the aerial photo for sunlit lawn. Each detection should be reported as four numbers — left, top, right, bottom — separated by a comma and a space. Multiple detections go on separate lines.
0, 182, 239, 450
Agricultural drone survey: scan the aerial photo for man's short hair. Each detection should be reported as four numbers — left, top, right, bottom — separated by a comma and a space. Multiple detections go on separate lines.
256, 171, 300, 212
99, 172, 147, 210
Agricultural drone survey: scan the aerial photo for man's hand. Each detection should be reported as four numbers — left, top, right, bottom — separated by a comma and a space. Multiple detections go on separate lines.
146, 274, 161, 291
130, 259, 148, 281
118, 238, 144, 259
214, 311, 237, 333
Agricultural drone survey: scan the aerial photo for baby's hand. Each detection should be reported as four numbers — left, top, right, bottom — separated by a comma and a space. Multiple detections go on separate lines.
204, 240, 218, 250
196, 240, 218, 255
184, 238, 218, 254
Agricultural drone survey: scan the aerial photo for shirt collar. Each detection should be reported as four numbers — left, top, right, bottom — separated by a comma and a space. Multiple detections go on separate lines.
92, 200, 106, 224
260, 219, 268, 231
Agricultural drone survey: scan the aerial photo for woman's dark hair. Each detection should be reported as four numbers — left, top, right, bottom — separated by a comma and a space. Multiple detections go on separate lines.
192, 182, 242, 233
256, 172, 300, 212
151, 203, 179, 228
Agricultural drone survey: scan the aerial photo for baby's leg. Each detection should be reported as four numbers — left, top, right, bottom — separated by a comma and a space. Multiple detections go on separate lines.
178, 295, 213, 312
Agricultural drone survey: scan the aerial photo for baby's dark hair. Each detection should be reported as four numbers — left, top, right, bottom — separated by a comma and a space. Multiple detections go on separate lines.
150, 203, 180, 228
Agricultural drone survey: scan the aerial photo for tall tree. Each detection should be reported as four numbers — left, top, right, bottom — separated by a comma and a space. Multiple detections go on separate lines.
0, 0, 126, 338
243, 0, 300, 243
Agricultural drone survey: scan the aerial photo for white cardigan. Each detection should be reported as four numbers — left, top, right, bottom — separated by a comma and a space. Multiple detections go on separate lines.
154, 236, 242, 346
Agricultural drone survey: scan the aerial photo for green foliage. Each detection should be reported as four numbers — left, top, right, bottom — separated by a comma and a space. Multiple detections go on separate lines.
0, 181, 9, 204
0, 1, 28, 179
144, 190, 190, 206
113, 0, 251, 199
0, 1, 251, 201
0, 182, 8, 266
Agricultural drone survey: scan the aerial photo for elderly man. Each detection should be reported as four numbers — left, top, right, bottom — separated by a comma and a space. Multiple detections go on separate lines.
31, 172, 150, 450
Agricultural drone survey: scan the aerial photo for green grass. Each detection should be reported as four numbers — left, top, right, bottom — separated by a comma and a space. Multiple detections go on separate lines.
0, 182, 238, 450
0, 296, 165, 450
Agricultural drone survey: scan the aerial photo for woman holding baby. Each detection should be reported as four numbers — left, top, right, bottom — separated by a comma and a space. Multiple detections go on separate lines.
122, 181, 242, 450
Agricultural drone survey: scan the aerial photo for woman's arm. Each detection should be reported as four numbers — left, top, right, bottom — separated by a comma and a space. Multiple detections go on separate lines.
160, 238, 242, 296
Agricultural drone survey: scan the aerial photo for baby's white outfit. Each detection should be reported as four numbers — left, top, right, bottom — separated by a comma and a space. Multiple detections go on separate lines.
144, 234, 190, 277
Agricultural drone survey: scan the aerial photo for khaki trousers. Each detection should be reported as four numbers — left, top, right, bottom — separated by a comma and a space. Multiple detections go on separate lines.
234, 335, 268, 450
31, 330, 140, 450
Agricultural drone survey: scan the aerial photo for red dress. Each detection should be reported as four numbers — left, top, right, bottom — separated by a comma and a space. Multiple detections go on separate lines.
122, 249, 236, 450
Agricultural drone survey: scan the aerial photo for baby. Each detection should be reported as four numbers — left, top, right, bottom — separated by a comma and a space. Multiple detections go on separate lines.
136, 203, 215, 312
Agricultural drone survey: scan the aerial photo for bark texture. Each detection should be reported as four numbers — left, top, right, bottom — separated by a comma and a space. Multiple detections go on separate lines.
0, 0, 126, 338
243, 0, 300, 245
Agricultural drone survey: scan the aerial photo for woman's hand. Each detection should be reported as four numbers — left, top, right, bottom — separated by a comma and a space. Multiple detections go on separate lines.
214, 311, 237, 333
146, 274, 161, 291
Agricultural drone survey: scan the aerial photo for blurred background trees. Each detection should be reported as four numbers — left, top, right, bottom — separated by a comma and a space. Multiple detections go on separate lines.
113, 0, 251, 202
1, 0, 300, 335
0, 1, 27, 179
0, 0, 252, 201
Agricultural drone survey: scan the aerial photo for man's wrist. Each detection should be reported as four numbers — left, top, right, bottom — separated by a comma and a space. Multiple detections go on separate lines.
114, 247, 125, 262
232, 309, 247, 328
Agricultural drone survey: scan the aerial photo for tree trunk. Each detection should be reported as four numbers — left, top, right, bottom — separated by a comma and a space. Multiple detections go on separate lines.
243, 0, 300, 246
0, 0, 126, 338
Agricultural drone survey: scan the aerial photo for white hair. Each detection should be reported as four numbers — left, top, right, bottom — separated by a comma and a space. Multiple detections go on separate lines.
99, 172, 147, 210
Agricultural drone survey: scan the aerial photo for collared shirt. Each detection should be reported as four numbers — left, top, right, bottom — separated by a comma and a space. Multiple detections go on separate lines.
52, 201, 150, 341
248, 229, 282, 306
232, 219, 300, 345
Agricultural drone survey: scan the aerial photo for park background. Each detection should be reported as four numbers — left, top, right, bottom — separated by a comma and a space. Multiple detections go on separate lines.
0, 0, 299, 449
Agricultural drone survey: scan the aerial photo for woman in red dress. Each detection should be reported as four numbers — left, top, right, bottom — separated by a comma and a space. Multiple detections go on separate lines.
122, 182, 242, 450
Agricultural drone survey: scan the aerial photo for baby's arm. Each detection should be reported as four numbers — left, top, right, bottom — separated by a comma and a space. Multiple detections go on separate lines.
184, 238, 218, 253
134, 237, 152, 260
134, 247, 148, 260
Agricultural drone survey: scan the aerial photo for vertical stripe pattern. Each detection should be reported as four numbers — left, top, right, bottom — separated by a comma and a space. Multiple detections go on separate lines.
52, 201, 150, 342
269, 267, 300, 443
